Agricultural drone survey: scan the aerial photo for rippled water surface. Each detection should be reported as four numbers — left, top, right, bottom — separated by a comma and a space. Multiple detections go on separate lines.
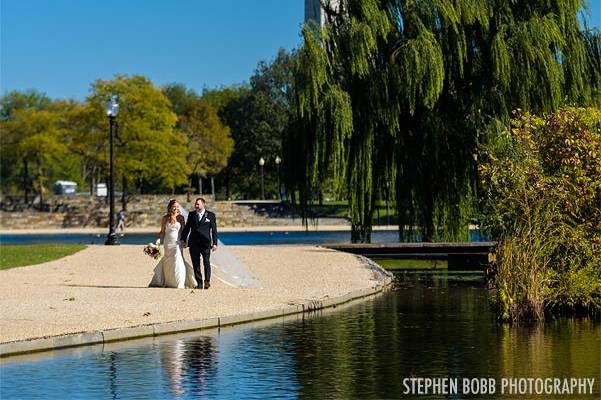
1, 272, 599, 399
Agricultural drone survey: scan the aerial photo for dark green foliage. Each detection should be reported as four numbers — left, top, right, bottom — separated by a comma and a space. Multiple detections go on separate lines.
0, 89, 53, 121
162, 83, 201, 120
206, 49, 294, 199
287, 0, 601, 242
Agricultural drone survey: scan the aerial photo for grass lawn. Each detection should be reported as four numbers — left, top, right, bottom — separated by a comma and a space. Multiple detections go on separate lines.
296, 199, 399, 224
0, 244, 86, 270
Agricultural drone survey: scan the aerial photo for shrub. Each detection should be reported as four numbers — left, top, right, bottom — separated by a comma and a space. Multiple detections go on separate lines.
480, 107, 601, 321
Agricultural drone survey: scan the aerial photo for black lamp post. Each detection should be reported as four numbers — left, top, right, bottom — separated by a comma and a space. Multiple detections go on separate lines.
105, 95, 120, 246
275, 155, 282, 201
259, 157, 265, 200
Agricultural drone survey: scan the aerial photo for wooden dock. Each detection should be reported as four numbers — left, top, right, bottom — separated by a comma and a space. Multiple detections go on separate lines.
324, 242, 496, 270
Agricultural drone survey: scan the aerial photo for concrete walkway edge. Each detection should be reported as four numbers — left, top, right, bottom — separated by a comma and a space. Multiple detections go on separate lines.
1, 275, 393, 358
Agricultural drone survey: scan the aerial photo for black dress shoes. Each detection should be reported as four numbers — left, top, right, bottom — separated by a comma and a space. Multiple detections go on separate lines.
204, 281, 211, 289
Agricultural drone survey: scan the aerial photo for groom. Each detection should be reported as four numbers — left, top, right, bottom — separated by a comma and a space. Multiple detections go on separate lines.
181, 197, 218, 289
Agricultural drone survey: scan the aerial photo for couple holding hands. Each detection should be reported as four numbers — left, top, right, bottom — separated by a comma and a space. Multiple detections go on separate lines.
149, 197, 218, 290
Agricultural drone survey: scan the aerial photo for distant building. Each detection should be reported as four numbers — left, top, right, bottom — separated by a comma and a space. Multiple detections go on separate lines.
305, 0, 340, 26
54, 180, 77, 195
94, 183, 107, 197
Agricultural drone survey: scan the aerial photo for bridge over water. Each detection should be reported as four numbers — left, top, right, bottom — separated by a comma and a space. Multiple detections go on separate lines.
324, 242, 496, 271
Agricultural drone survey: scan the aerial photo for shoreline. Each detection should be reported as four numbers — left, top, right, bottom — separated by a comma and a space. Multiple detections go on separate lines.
0, 281, 390, 359
0, 293, 384, 365
0, 245, 392, 357
0, 225, 400, 235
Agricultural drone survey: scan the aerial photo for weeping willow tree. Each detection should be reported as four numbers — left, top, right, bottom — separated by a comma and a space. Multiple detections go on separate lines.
285, 0, 601, 242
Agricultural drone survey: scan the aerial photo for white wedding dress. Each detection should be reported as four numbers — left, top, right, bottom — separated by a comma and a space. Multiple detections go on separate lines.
149, 221, 197, 288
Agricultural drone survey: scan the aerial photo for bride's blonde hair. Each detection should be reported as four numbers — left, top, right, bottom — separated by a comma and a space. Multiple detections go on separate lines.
166, 199, 179, 224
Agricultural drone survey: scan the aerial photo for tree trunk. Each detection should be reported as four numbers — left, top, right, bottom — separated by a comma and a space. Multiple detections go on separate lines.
90, 166, 95, 196
225, 168, 230, 200
198, 175, 203, 195
211, 176, 215, 198
385, 183, 390, 226
23, 159, 29, 204
37, 161, 44, 208
187, 177, 192, 202
121, 176, 127, 210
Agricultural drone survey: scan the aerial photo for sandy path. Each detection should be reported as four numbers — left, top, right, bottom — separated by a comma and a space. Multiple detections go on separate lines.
0, 245, 383, 343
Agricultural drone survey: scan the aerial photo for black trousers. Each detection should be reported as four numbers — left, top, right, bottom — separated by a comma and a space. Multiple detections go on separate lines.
189, 246, 211, 285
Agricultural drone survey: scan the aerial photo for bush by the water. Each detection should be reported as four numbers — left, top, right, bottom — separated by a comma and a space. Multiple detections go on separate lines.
480, 107, 601, 321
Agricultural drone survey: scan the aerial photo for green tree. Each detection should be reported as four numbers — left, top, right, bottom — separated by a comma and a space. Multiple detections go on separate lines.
202, 85, 248, 113
205, 49, 294, 199
1, 102, 81, 204
288, 0, 601, 242
0, 90, 56, 200
162, 83, 200, 118
179, 99, 234, 190
64, 101, 109, 195
0, 89, 53, 121
163, 84, 234, 195
86, 75, 189, 195
202, 85, 250, 198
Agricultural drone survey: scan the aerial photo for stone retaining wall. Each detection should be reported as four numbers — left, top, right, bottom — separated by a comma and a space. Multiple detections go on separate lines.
0, 195, 305, 229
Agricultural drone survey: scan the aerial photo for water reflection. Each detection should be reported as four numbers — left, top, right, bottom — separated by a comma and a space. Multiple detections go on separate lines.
161, 341, 185, 397
160, 337, 218, 398
498, 319, 600, 382
1, 273, 598, 399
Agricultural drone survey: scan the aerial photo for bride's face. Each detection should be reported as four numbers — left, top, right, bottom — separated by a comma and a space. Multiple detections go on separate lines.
171, 203, 180, 215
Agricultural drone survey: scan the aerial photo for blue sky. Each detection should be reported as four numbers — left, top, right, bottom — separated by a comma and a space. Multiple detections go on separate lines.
1, 0, 600, 100
1, 0, 305, 99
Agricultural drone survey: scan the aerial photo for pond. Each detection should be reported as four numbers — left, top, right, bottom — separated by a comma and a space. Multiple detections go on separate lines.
2, 272, 598, 399
0, 230, 485, 246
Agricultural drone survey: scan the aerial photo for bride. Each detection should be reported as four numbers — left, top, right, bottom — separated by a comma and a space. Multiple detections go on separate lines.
149, 199, 197, 288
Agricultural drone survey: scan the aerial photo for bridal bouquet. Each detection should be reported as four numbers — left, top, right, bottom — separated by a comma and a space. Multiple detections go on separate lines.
143, 239, 162, 260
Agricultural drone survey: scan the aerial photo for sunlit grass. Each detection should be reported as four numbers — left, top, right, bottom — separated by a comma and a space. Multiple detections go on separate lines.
0, 244, 86, 270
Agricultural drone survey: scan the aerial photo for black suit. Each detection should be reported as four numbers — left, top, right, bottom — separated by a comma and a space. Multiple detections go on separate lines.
182, 209, 218, 285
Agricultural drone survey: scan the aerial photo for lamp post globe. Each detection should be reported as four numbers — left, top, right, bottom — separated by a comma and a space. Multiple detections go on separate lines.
275, 156, 282, 201
259, 157, 265, 200
105, 95, 120, 246
106, 95, 120, 117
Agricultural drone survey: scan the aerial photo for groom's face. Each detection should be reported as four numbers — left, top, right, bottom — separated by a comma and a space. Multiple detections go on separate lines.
195, 199, 204, 212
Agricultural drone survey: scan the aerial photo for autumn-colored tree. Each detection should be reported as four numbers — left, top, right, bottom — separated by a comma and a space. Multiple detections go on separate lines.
86, 75, 189, 194
179, 100, 234, 190
163, 84, 234, 195
0, 90, 56, 201
64, 102, 107, 195
1, 101, 81, 204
